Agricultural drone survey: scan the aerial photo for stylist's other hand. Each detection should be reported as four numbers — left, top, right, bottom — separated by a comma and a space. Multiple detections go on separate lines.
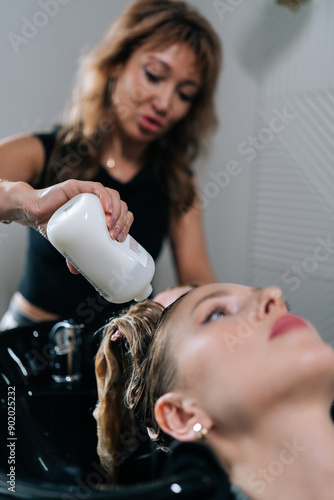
19, 179, 133, 242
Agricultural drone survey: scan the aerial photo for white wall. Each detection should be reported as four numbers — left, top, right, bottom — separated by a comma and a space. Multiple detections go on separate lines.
1, 1, 333, 342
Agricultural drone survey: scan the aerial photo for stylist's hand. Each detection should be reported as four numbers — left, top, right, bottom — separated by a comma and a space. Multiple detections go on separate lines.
20, 179, 133, 239
18, 180, 133, 274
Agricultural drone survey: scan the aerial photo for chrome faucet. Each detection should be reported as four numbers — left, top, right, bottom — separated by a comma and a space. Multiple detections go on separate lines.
49, 321, 82, 384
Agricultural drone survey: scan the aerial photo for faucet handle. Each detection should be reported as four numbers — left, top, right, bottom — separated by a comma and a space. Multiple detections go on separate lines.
50, 321, 81, 354
49, 320, 82, 384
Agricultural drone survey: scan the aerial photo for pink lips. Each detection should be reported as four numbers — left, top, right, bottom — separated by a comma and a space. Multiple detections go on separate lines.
139, 114, 164, 133
269, 314, 308, 340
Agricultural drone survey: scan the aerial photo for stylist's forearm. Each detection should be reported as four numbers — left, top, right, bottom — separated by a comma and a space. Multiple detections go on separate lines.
0, 179, 34, 225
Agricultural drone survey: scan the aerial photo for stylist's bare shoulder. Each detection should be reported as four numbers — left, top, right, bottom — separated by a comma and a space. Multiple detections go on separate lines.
0, 134, 45, 185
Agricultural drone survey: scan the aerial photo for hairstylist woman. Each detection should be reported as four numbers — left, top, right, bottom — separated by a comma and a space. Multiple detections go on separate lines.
0, 0, 221, 330
95, 284, 334, 499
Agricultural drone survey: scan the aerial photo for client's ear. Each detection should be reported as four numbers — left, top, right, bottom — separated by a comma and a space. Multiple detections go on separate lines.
155, 392, 212, 442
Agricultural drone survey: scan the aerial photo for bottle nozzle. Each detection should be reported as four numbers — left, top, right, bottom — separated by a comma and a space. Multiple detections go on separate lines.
134, 284, 153, 302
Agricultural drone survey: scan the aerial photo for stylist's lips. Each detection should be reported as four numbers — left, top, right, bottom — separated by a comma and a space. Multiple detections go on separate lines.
139, 114, 163, 133
269, 314, 308, 340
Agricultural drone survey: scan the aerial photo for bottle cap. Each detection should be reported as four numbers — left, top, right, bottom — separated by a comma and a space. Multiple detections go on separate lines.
134, 284, 153, 302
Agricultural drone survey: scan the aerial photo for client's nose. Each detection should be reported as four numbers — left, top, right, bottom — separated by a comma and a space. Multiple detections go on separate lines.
256, 286, 286, 320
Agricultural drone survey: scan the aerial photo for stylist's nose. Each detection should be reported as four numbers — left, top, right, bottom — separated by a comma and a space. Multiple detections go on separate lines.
255, 287, 286, 321
153, 84, 173, 115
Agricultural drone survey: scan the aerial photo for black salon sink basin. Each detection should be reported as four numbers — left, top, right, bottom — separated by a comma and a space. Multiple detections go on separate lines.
0, 388, 99, 484
0, 320, 100, 484
0, 321, 220, 500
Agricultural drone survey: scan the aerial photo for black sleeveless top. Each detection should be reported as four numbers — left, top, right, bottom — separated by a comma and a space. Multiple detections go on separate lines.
18, 131, 170, 324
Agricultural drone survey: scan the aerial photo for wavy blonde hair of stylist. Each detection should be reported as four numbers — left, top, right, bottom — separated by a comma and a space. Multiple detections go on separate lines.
47, 0, 222, 216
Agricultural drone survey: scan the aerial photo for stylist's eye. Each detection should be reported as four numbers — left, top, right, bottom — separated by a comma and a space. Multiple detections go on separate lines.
179, 91, 194, 103
145, 69, 161, 83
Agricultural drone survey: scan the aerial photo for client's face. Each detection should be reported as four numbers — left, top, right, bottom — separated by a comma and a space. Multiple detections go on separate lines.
167, 283, 334, 431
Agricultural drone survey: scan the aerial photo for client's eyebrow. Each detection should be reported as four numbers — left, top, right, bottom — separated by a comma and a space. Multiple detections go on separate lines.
191, 287, 291, 316
191, 289, 232, 315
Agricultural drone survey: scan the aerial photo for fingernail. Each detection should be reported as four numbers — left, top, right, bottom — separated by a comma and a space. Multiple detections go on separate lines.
112, 226, 121, 239
109, 201, 113, 214
109, 216, 118, 230
117, 231, 125, 242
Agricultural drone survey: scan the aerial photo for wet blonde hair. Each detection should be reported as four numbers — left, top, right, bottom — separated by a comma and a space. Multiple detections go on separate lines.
94, 295, 187, 482
46, 0, 222, 216
94, 301, 165, 481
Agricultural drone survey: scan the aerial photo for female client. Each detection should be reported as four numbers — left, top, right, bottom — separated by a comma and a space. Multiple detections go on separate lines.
94, 283, 334, 499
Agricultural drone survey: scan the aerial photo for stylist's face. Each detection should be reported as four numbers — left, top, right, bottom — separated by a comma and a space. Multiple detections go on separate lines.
111, 41, 201, 143
168, 284, 334, 431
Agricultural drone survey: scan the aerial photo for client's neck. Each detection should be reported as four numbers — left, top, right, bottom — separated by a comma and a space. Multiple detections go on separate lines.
212, 405, 334, 500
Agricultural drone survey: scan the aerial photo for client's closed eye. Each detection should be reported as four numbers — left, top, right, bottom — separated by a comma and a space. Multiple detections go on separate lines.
204, 308, 226, 323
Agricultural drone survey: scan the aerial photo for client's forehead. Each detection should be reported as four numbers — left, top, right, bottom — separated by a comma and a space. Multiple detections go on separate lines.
170, 283, 250, 320
182, 282, 249, 303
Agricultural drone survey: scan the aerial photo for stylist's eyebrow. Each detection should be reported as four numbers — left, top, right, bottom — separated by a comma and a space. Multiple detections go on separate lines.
147, 56, 170, 71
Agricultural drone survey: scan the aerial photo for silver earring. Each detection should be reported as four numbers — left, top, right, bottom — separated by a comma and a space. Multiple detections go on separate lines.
105, 77, 115, 106
193, 423, 208, 440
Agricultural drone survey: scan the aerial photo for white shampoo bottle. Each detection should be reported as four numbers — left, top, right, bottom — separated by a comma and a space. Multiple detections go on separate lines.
47, 193, 155, 303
